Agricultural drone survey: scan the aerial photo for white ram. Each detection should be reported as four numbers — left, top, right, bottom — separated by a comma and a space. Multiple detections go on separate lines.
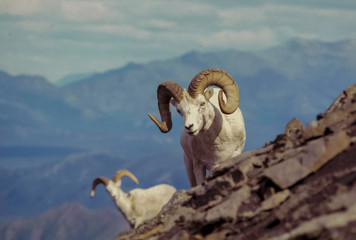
149, 69, 246, 187
91, 170, 176, 228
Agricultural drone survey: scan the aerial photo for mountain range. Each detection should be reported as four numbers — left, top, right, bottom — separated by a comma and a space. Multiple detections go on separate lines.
0, 202, 129, 240
0, 38, 355, 238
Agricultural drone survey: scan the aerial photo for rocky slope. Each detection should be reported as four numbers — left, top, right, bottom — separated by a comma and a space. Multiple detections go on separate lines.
115, 83, 356, 240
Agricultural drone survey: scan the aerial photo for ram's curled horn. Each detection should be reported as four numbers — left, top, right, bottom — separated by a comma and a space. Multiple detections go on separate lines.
91, 177, 110, 198
112, 170, 139, 185
188, 69, 239, 114
148, 81, 184, 133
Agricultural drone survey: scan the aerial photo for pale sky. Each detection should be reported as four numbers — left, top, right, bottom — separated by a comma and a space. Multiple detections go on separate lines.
1, 0, 355, 82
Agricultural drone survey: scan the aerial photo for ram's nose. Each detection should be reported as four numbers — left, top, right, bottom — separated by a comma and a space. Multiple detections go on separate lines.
185, 124, 199, 135
185, 124, 194, 130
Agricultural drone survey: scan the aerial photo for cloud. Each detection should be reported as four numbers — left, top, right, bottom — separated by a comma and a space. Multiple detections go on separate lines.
215, 4, 356, 46
60, 1, 119, 22
0, 0, 121, 22
217, 4, 356, 28
218, 7, 267, 26
145, 19, 175, 29
0, 0, 46, 16
117, 1, 213, 17
81, 23, 151, 40
17, 20, 54, 32
1, 1, 356, 82
202, 29, 276, 47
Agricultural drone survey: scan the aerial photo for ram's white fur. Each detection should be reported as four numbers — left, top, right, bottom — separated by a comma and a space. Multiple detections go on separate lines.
91, 171, 176, 228
172, 88, 246, 187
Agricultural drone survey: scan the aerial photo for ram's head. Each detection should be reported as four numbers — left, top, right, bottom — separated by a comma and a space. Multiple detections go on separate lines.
148, 69, 239, 135
91, 170, 139, 198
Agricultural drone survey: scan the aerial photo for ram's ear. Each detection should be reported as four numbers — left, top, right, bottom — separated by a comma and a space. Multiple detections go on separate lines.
204, 88, 214, 100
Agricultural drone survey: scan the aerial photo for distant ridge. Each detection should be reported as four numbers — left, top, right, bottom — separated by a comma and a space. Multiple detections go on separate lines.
0, 202, 129, 240
54, 72, 94, 86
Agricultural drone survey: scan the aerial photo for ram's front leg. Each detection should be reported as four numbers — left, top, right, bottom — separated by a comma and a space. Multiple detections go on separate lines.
193, 161, 206, 186
184, 153, 197, 188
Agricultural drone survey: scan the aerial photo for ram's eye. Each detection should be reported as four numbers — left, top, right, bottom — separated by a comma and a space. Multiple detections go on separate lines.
200, 102, 206, 107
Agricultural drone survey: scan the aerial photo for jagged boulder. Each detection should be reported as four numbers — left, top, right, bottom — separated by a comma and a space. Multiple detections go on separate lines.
116, 83, 356, 240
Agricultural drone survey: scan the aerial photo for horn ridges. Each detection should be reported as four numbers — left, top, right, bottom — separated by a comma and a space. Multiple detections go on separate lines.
188, 69, 239, 114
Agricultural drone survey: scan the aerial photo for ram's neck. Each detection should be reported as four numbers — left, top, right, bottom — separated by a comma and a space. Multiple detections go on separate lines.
106, 184, 134, 225
201, 103, 223, 140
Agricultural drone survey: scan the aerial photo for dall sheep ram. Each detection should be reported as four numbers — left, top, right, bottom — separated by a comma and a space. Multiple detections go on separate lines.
91, 170, 176, 228
149, 69, 246, 187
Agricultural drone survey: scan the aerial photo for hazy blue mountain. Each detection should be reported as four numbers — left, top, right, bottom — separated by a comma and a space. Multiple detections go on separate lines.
55, 72, 94, 86
0, 71, 85, 148
0, 150, 186, 218
60, 38, 356, 150
2, 39, 355, 154
0, 202, 129, 240
60, 52, 268, 119
0, 38, 355, 233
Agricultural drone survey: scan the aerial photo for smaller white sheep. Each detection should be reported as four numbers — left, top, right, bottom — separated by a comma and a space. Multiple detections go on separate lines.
91, 169, 176, 228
